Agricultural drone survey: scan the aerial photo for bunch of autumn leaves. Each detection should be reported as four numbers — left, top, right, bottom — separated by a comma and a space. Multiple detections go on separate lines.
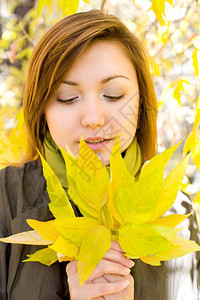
0, 137, 200, 285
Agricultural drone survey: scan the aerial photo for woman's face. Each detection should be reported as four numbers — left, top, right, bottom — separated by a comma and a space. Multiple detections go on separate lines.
45, 40, 139, 166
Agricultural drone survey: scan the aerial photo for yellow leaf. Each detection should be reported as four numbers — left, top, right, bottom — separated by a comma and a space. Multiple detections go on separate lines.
119, 223, 175, 258
193, 191, 200, 209
192, 48, 200, 79
55, 217, 99, 247
154, 235, 200, 261
150, 57, 161, 76
101, 201, 113, 230
0, 230, 52, 245
36, 0, 52, 18
27, 219, 60, 242
194, 108, 200, 132
183, 132, 197, 154
140, 140, 182, 179
151, 154, 190, 220
76, 164, 109, 211
78, 225, 111, 285
183, 132, 200, 170
149, 213, 192, 227
173, 87, 181, 105
166, 0, 173, 6
192, 144, 200, 171
59, 0, 80, 15
109, 136, 135, 224
38, 151, 75, 219
50, 235, 79, 259
153, 0, 165, 15
63, 139, 110, 220
1, 135, 198, 283
149, 3, 165, 26
60, 146, 78, 200
140, 255, 161, 266
23, 247, 57, 266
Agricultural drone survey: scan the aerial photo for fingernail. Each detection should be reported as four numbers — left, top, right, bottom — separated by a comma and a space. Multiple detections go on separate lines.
121, 280, 130, 287
127, 260, 135, 268
124, 267, 131, 274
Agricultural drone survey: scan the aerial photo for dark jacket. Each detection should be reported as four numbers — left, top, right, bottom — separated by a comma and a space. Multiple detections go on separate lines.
0, 160, 199, 300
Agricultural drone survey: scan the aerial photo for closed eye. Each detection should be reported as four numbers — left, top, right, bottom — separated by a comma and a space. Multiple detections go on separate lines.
56, 96, 79, 104
103, 94, 125, 101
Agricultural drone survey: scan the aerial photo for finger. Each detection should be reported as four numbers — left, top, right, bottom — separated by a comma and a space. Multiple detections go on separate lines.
102, 275, 134, 300
110, 241, 124, 252
88, 259, 131, 281
66, 260, 77, 277
92, 276, 108, 284
103, 274, 134, 285
85, 280, 130, 298
103, 248, 135, 268
66, 260, 82, 291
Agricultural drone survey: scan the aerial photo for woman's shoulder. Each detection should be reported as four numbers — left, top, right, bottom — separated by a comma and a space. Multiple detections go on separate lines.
0, 159, 43, 180
0, 160, 45, 194
0, 160, 50, 224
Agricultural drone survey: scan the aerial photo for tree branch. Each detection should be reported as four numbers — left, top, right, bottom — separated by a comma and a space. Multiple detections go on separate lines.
101, 0, 107, 11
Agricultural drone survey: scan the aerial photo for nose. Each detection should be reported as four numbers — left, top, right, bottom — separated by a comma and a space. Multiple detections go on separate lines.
81, 97, 106, 128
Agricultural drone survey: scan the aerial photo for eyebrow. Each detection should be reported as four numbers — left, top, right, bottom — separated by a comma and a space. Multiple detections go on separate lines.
61, 75, 130, 86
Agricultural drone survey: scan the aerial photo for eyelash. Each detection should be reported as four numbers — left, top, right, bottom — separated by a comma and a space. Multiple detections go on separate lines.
56, 94, 125, 105
56, 96, 79, 105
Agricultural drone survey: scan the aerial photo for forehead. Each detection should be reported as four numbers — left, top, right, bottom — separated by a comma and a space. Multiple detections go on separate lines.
62, 40, 135, 81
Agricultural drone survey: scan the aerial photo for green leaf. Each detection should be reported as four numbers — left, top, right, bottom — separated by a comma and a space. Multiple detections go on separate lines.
78, 225, 111, 285
0, 230, 52, 245
23, 247, 57, 266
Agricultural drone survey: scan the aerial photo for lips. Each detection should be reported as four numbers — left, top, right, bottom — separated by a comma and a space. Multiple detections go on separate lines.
85, 136, 107, 143
84, 137, 110, 150
86, 140, 110, 151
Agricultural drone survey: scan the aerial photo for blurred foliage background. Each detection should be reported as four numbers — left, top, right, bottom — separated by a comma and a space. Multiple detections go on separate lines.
0, 0, 200, 218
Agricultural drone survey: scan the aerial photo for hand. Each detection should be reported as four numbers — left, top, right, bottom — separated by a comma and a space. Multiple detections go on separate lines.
66, 241, 134, 300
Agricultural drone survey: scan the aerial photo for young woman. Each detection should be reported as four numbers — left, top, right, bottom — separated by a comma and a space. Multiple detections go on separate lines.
0, 9, 199, 300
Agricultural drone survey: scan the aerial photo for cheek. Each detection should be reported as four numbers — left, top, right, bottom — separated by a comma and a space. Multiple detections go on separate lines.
114, 99, 139, 129
45, 106, 75, 132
